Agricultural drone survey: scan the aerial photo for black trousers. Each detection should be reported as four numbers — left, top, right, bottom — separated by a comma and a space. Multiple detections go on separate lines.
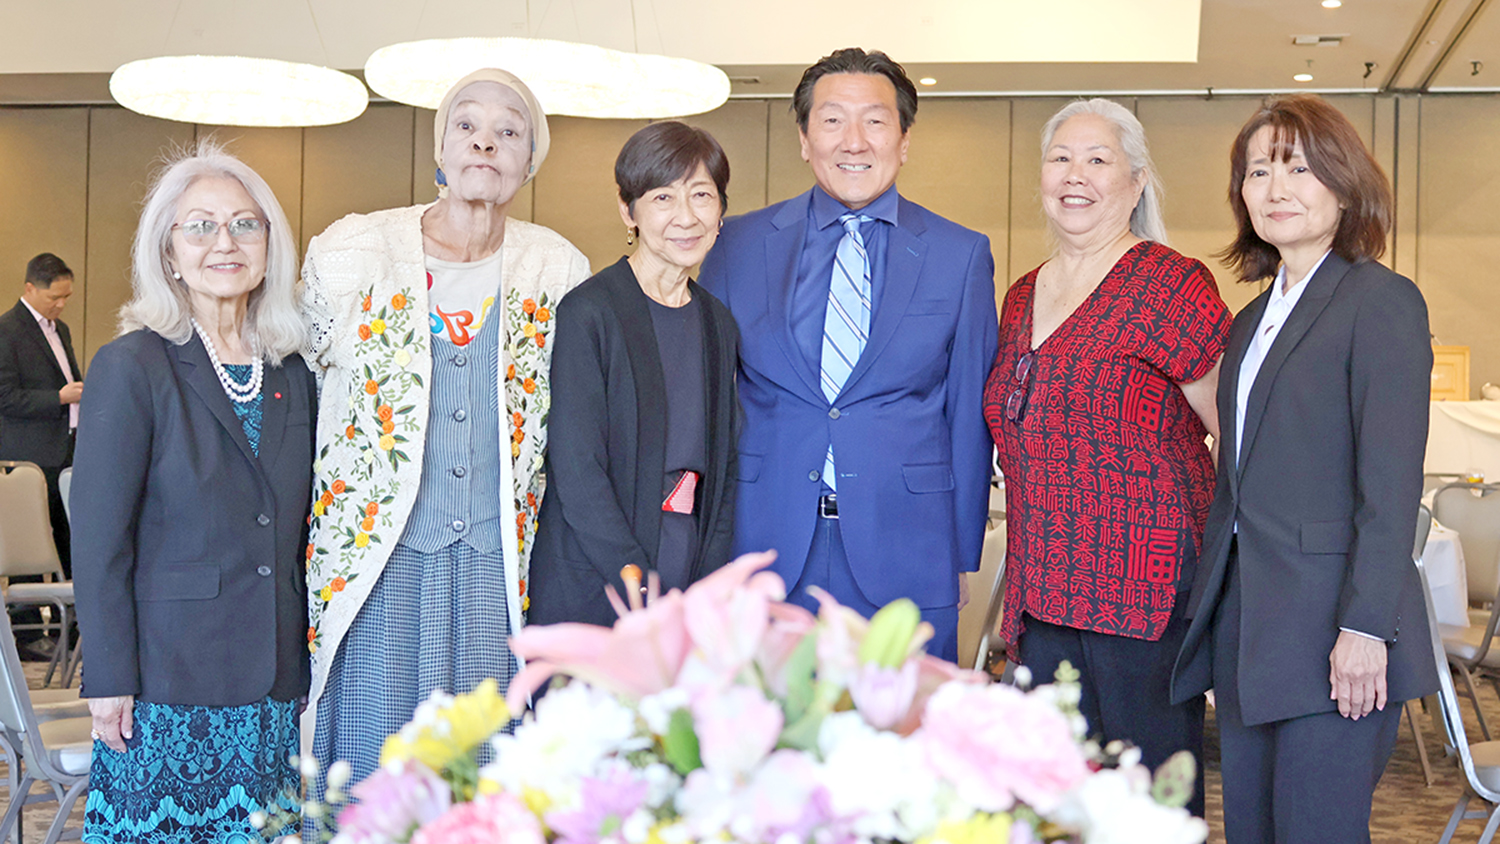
1212, 545, 1402, 843
1019, 600, 1206, 818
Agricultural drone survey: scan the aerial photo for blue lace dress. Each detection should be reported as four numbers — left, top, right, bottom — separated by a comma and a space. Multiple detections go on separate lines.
83, 375, 301, 844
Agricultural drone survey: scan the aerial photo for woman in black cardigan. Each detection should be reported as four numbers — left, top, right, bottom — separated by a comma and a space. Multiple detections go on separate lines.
530, 122, 740, 626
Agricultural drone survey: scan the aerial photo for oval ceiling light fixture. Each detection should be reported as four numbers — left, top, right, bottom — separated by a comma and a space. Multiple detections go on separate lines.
1321, 0, 1342, 7
919, 77, 938, 86
1294, 72, 1315, 82
366, 38, 730, 119
111, 56, 369, 127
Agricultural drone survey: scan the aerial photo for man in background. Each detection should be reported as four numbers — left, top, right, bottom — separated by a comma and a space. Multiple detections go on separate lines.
0, 252, 83, 580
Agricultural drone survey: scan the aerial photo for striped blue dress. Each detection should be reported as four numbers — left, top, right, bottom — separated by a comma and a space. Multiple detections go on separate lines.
84, 375, 302, 843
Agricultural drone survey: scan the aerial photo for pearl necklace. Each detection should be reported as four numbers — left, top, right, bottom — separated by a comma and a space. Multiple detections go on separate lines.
191, 318, 263, 404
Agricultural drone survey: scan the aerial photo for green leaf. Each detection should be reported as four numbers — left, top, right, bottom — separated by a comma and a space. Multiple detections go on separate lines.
661, 708, 702, 775
782, 634, 818, 724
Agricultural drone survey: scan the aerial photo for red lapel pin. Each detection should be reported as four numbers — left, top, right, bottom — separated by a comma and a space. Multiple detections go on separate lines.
274, 392, 282, 399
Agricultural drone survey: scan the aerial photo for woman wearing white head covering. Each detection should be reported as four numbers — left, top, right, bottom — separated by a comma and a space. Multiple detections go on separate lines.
299, 68, 589, 785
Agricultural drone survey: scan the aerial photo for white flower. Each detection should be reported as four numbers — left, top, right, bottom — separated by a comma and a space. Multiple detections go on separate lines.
313, 460, 324, 475
1051, 767, 1209, 844
482, 683, 642, 810
818, 711, 947, 839
638, 687, 690, 735
394, 348, 412, 367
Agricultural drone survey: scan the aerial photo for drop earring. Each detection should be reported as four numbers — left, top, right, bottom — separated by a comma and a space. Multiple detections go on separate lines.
625, 226, 637, 247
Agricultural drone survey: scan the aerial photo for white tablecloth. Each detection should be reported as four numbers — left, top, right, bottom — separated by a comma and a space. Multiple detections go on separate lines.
1424, 522, 1469, 628
1427, 402, 1500, 480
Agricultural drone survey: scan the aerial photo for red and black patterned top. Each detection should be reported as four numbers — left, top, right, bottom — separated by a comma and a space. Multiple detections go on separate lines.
986, 241, 1231, 648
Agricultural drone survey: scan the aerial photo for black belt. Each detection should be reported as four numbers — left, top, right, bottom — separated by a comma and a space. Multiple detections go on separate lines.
818, 493, 838, 519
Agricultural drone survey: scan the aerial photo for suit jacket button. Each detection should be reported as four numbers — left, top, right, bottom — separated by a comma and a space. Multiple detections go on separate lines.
828, 408, 841, 419
256, 514, 271, 526
808, 470, 820, 482
256, 565, 272, 577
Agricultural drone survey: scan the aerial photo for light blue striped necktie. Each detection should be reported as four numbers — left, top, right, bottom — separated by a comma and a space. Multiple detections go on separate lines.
820, 213, 872, 491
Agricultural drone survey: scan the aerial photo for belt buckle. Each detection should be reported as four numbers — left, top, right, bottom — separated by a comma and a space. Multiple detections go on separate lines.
819, 494, 838, 519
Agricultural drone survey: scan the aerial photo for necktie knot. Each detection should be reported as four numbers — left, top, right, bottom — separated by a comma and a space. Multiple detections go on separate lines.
840, 214, 871, 236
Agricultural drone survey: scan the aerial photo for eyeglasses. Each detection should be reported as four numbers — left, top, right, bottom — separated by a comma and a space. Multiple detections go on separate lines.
172, 218, 268, 247
1005, 351, 1035, 423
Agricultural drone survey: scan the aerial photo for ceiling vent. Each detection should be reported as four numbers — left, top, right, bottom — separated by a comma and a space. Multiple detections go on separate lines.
1293, 34, 1347, 46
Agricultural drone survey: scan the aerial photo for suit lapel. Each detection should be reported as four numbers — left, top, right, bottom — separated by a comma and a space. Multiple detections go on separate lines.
13, 303, 66, 383
765, 195, 824, 400
1218, 291, 1265, 499
174, 336, 261, 470
841, 211, 926, 397
1237, 254, 1353, 477
257, 364, 289, 472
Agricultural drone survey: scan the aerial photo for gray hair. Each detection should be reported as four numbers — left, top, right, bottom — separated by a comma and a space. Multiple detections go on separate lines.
120, 139, 304, 364
1040, 98, 1169, 246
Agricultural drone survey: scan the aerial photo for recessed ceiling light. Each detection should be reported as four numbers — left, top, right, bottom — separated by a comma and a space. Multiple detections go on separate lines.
1322, 0, 1342, 8
1294, 72, 1315, 82
919, 77, 938, 86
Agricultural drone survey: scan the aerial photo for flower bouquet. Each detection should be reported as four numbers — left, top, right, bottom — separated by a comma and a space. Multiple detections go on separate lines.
324, 551, 1208, 844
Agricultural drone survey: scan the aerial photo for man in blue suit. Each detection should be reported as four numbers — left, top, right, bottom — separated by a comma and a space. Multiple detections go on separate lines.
699, 48, 997, 660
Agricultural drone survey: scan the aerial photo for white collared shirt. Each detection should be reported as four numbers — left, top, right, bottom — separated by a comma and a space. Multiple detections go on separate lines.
1233, 250, 1330, 465
20, 298, 77, 430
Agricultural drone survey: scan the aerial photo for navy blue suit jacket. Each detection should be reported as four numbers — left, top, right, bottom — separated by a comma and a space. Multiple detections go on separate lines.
700, 189, 997, 608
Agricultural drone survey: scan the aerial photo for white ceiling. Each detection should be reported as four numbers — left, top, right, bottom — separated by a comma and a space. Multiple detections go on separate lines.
2, 0, 1497, 103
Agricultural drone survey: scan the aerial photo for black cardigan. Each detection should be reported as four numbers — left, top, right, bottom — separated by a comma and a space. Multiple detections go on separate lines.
530, 257, 741, 627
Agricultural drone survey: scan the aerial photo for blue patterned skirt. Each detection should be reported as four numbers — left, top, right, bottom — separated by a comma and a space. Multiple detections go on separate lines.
83, 697, 300, 844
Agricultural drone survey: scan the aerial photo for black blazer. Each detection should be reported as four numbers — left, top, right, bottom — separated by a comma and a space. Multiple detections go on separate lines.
0, 300, 81, 467
72, 330, 316, 706
530, 258, 741, 627
1172, 254, 1441, 725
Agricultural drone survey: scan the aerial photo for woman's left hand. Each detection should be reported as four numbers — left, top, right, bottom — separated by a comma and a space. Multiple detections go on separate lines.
1328, 631, 1388, 719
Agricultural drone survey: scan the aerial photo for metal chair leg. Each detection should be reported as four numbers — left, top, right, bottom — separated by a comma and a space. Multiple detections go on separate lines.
1440, 792, 1472, 844
42, 777, 87, 844
0, 773, 35, 843
1406, 699, 1435, 786
1457, 662, 1493, 740
1482, 797, 1500, 844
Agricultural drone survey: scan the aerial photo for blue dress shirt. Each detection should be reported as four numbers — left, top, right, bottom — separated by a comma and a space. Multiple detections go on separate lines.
788, 185, 900, 368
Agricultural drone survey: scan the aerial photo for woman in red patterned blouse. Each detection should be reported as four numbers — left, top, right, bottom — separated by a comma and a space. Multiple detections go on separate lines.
985, 99, 1230, 815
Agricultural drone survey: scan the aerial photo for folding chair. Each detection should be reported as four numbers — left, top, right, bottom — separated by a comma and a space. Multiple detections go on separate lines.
1433, 482, 1500, 739
0, 462, 76, 687
959, 521, 1006, 671
0, 613, 90, 843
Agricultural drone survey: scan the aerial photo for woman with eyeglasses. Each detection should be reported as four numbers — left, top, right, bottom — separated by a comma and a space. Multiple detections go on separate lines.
71, 141, 313, 842
983, 99, 1229, 815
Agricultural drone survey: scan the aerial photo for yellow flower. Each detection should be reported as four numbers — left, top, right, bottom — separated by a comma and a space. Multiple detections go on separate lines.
309, 641, 318, 654
355, 532, 370, 548
379, 434, 396, 451
380, 679, 510, 773
511, 442, 520, 458
371, 318, 387, 335
523, 323, 537, 338
916, 814, 1012, 844
320, 585, 333, 601
313, 500, 327, 517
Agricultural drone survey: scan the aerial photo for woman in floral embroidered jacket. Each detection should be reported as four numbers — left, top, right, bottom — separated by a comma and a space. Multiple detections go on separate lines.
299, 68, 589, 787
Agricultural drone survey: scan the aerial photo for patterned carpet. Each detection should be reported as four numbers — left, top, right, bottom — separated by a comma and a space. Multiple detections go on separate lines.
9, 660, 1500, 843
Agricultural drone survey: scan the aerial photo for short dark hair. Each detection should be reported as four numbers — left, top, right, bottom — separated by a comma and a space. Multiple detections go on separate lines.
1220, 94, 1392, 282
25, 253, 72, 288
615, 122, 730, 215
792, 48, 918, 133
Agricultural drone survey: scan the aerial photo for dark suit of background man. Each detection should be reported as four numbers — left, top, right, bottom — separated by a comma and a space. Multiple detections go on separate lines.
700, 48, 998, 661
0, 252, 84, 576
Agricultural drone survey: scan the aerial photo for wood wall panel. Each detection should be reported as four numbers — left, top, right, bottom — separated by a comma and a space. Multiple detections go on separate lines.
899, 98, 1011, 294
530, 116, 647, 274
1006, 98, 1075, 283
302, 105, 417, 253
765, 104, 810, 207
0, 108, 88, 348
82, 108, 193, 364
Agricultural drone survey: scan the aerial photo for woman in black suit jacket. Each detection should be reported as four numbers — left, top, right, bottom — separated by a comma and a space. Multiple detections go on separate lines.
1171, 95, 1439, 843
530, 122, 740, 626
71, 142, 314, 843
